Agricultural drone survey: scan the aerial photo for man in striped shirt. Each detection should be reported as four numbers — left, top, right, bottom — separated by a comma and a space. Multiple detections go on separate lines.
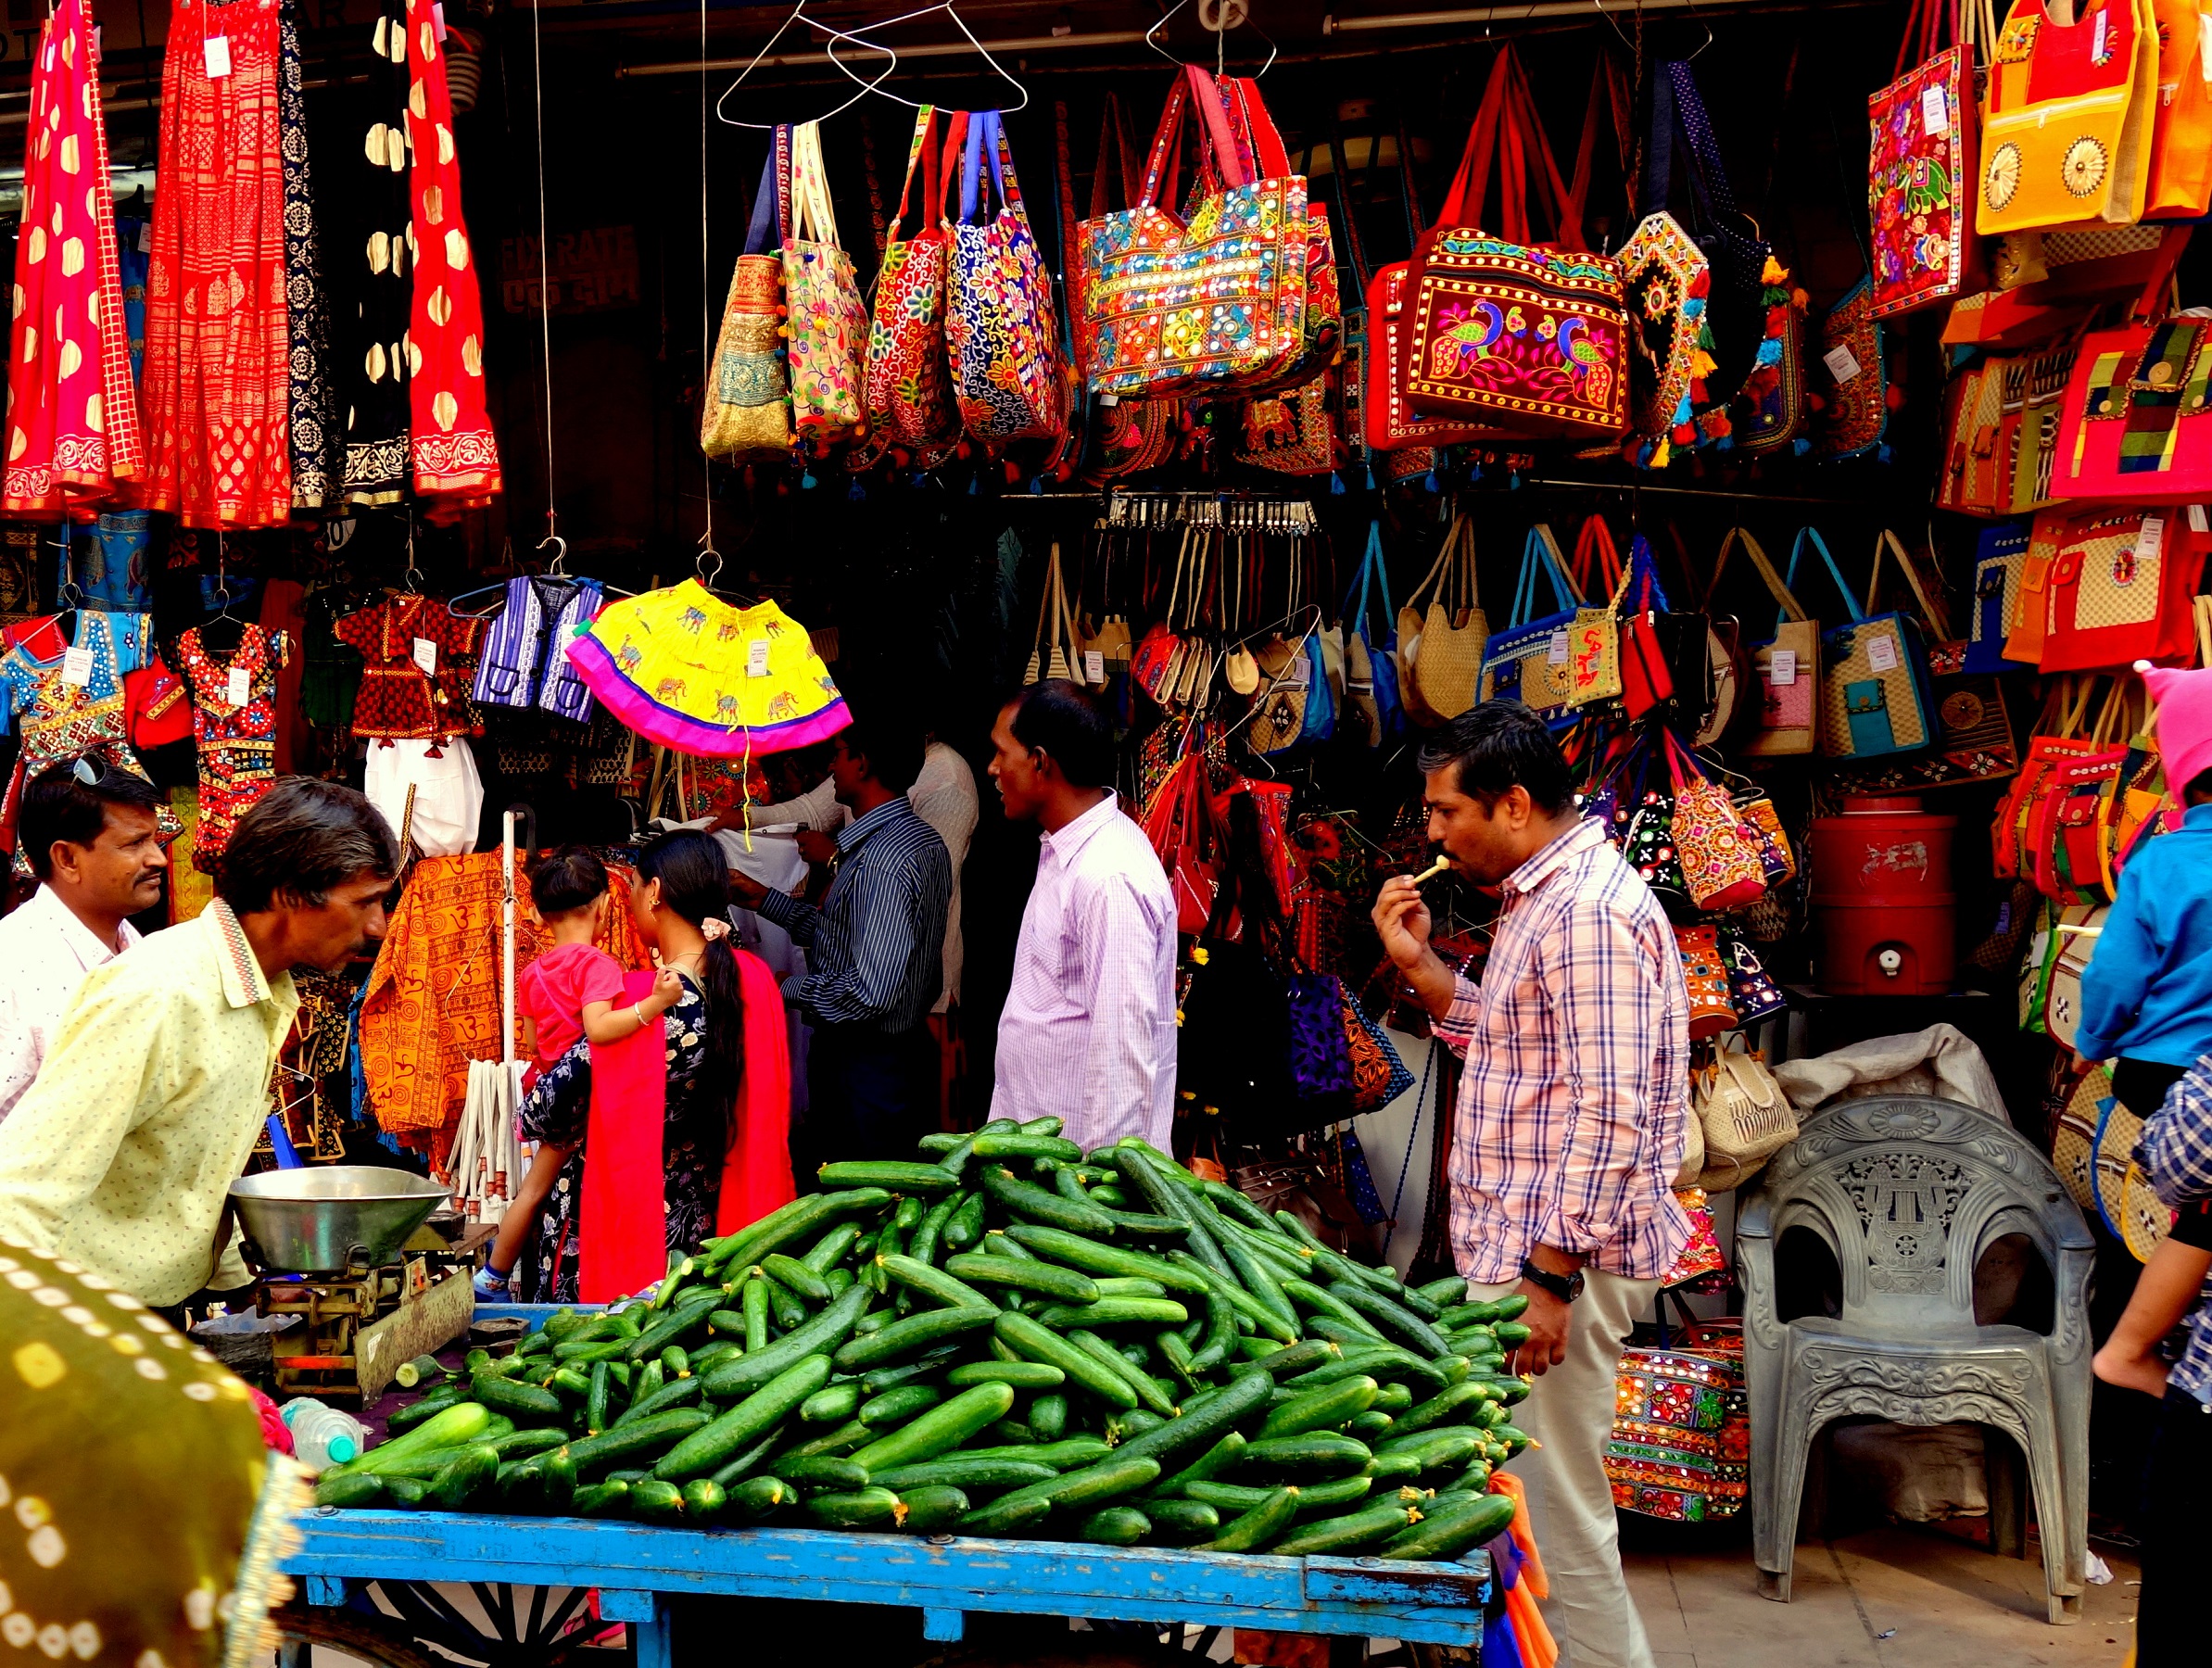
735, 710, 951, 1178
1374, 702, 1688, 1668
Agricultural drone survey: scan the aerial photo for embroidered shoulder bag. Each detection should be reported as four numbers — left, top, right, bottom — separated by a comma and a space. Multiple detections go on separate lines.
865, 107, 960, 452
702, 131, 793, 459
781, 120, 867, 443
946, 111, 1068, 449
1867, 0, 1992, 318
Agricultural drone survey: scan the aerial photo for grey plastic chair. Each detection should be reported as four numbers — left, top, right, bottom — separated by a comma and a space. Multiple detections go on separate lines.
1738, 1095, 2094, 1624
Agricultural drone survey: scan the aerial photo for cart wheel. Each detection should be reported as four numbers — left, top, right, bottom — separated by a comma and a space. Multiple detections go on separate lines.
272, 1603, 449, 1668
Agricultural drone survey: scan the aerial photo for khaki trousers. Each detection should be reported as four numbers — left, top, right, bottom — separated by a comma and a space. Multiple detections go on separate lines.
1471, 1269, 1660, 1668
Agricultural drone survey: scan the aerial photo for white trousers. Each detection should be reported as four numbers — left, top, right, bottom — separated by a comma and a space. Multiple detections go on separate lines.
1471, 1269, 1661, 1668
363, 737, 485, 857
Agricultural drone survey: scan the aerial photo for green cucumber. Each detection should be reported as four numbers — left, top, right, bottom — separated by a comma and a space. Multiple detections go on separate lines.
654, 1354, 835, 1481
803, 1383, 862, 1424
613, 1374, 703, 1425
1148, 1431, 1248, 1500
629, 1479, 686, 1520
1089, 1187, 1131, 1209
769, 1420, 873, 1465
955, 1455, 1162, 1534
384, 1476, 430, 1509
1027, 1392, 1068, 1440
680, 1478, 726, 1518
858, 1346, 961, 1396
1198, 1181, 1285, 1238
1259, 1376, 1380, 1440
704, 1189, 894, 1276
878, 1253, 999, 1311
833, 1306, 998, 1371
741, 1276, 772, 1352
1397, 1382, 1487, 1435
563, 1409, 714, 1479
1157, 1331, 1201, 1390
1376, 1428, 1485, 1473
1273, 1502, 1419, 1556
1373, 1382, 1414, 1412
1098, 1210, 1189, 1240
1214, 1232, 1299, 1335
1110, 1369, 1275, 1475
706, 1308, 749, 1341
899, 1485, 970, 1531
487, 1428, 571, 1461
993, 1313, 1136, 1409
943, 1254, 1102, 1305
905, 1194, 962, 1268
701, 1283, 873, 1401
1256, 1340, 1341, 1381
1281, 1277, 1386, 1341
394, 1353, 445, 1389
623, 1294, 723, 1364
916, 1132, 964, 1154
782, 1455, 870, 1491
336, 1401, 494, 1473
999, 1225, 1209, 1293
893, 1194, 927, 1231
1035, 1298, 1188, 1329
969, 1133, 1086, 1161
805, 1486, 905, 1528
706, 1427, 786, 1487
1493, 1320, 1532, 1349
722, 1474, 791, 1520
1323, 1280, 1454, 1358
1068, 1330, 1176, 1418
1198, 1485, 1300, 1551
956, 1436, 1113, 1468
1235, 1434, 1373, 1477
1349, 1411, 1396, 1439
859, 1384, 942, 1427
572, 1479, 629, 1516
757, 1268, 808, 1333
548, 1367, 592, 1400
1379, 1490, 1516, 1560
977, 1165, 1118, 1235
1418, 1275, 1472, 1306
816, 1161, 960, 1193
634, 1360, 665, 1404
941, 1191, 987, 1249
382, 1385, 468, 1435
871, 1457, 1057, 1492
1190, 1291, 1240, 1374
1168, 1252, 1298, 1344
1187, 1474, 1373, 1517
313, 1471, 386, 1509
802, 1221, 864, 1272
846, 1381, 1018, 1473
1092, 1278, 1169, 1298
943, 1359, 1064, 1389
762, 1253, 832, 1304
426, 1446, 500, 1510
1078, 1506, 1150, 1545
1144, 1497, 1221, 1540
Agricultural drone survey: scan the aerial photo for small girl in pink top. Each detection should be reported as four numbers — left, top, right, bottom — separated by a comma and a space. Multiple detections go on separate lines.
475, 846, 679, 1297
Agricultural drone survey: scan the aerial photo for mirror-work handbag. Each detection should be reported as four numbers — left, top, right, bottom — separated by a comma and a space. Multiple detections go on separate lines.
947, 111, 1068, 449
1867, 0, 1991, 318
1617, 211, 1713, 465
1665, 733, 1768, 914
1643, 60, 1772, 406
1674, 925, 1738, 1040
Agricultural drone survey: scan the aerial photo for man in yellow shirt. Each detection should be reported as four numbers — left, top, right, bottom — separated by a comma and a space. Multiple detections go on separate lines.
0, 777, 399, 1311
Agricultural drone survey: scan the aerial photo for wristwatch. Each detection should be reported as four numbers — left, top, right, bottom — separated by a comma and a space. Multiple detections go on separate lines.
1520, 1257, 1585, 1303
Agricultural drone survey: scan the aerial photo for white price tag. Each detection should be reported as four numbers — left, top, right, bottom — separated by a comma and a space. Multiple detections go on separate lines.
746, 639, 772, 677
136, 221, 152, 253
1546, 628, 1571, 666
2140, 515, 2167, 560
60, 645, 94, 687
1276, 656, 1308, 690
2092, 7, 2109, 61
1866, 634, 1900, 673
1920, 82, 1950, 137
1769, 649, 1798, 687
1083, 650, 1105, 683
2201, 13, 2212, 80
2190, 504, 2209, 533
1097, 392, 1119, 408
227, 666, 251, 707
411, 636, 437, 676
1823, 344, 1864, 385
203, 34, 232, 78
432, 0, 447, 40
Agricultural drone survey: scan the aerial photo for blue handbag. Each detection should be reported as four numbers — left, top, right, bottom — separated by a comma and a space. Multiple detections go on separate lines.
1296, 626, 1335, 747
1786, 527, 1937, 759
1480, 524, 1589, 731
1344, 523, 1405, 748
1963, 520, 2031, 675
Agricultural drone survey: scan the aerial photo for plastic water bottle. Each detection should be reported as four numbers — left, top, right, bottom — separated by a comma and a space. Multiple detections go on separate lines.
281, 1397, 370, 1472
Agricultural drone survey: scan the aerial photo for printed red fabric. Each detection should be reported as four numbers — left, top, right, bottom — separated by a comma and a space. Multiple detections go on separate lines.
140, 0, 292, 528
402, 0, 499, 508
3, 0, 145, 514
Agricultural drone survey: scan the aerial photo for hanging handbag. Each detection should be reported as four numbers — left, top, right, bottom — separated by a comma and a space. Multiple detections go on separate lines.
1995, 676, 2102, 877
865, 107, 961, 452
2041, 504, 2209, 671
1692, 1037, 1799, 1191
782, 120, 868, 443
702, 131, 794, 460
946, 111, 1068, 449
1237, 380, 1341, 475
1023, 541, 1080, 686
1978, 0, 2157, 234
1479, 524, 1591, 730
1219, 73, 1343, 396
2004, 506, 2067, 663
1713, 526, 1819, 757
1563, 515, 1628, 714
1283, 971, 1357, 1110
1399, 47, 1628, 439
1643, 59, 1774, 406
1674, 925, 1739, 1041
1343, 523, 1405, 750
1867, 0, 1992, 318
1788, 527, 1937, 758
2053, 313, 2212, 502
1077, 66, 1311, 398
1731, 264, 1811, 457
1966, 520, 2033, 672
1809, 277, 1894, 460
1410, 514, 1489, 725
1664, 732, 1768, 913
2145, 0, 2212, 216
1616, 210, 1713, 465
1141, 746, 1222, 936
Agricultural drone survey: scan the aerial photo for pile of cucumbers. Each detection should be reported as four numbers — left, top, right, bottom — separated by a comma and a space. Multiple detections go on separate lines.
313, 1122, 1535, 1564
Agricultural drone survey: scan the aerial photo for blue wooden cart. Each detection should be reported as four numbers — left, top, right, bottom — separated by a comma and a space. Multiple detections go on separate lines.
279, 1306, 1491, 1665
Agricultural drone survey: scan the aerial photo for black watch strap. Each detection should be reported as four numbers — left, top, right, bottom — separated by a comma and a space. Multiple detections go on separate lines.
1520, 1257, 1584, 1302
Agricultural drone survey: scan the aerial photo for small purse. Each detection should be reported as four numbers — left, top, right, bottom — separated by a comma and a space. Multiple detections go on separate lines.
1673, 925, 1739, 1041
1664, 733, 1767, 914
1713, 527, 1818, 757
1692, 1038, 1798, 1192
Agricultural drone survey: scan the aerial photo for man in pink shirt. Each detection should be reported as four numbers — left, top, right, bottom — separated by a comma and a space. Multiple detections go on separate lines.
1375, 702, 1689, 1668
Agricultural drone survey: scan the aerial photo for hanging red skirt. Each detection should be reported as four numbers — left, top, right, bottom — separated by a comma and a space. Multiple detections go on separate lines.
138, 0, 292, 528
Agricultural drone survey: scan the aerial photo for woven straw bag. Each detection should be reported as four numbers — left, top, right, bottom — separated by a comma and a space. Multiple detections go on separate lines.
1413, 514, 1487, 723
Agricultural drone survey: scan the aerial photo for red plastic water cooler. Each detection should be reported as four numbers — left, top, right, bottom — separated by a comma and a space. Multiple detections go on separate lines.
1809, 796, 1957, 995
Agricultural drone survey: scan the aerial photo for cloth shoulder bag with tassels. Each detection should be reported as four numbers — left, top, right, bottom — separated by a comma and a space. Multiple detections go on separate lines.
1643, 60, 1773, 407
702, 130, 795, 459
866, 107, 961, 451
1693, 1038, 1797, 1193
1411, 514, 1488, 724
782, 121, 868, 443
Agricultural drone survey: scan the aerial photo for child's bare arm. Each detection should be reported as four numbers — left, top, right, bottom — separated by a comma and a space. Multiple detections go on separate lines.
485, 1141, 577, 1277
2094, 1234, 2212, 1397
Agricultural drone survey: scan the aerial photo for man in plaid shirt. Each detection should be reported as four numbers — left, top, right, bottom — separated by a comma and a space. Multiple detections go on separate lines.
1375, 703, 1689, 1668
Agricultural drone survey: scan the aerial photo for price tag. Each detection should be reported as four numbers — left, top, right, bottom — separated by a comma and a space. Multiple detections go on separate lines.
2191, 504, 2209, 533
1097, 392, 1119, 408
1865, 634, 1900, 673
1823, 344, 1863, 385
1546, 629, 1571, 665
411, 637, 437, 676
746, 639, 772, 677
1769, 649, 1798, 687
60, 645, 95, 687
2140, 515, 2167, 561
1920, 82, 1950, 137
203, 34, 232, 78
1083, 650, 1105, 683
432, 0, 447, 40
136, 221, 152, 254
227, 666, 251, 707
2092, 6, 2109, 60
2201, 13, 2212, 80
1277, 656, 1308, 689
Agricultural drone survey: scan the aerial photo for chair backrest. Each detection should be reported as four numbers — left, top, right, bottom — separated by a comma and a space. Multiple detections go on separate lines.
1739, 1096, 2093, 1334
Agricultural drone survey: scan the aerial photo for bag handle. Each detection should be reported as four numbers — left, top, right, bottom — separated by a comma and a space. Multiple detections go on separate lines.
1643, 60, 1740, 234
787, 121, 841, 248
1711, 527, 1813, 625
1431, 47, 1582, 246
1403, 520, 1461, 617
742, 127, 791, 257
1784, 528, 1865, 626
1089, 92, 1144, 219
886, 107, 941, 246
1511, 524, 1583, 626
1221, 75, 1293, 182
1868, 528, 1949, 638
1572, 515, 1625, 602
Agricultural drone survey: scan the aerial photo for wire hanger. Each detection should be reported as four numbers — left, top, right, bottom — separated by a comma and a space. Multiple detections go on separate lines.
715, 1, 904, 130
827, 1, 1031, 114
1146, 0, 1279, 78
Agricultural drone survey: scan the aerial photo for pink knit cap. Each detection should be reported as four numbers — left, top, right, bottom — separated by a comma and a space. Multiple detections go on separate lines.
2138, 659, 2212, 794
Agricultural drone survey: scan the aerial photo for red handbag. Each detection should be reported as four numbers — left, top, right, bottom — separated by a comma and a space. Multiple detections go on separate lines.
2029, 755, 2127, 905
2052, 313, 2212, 503
1866, 0, 1988, 319
2040, 504, 2208, 672
864, 107, 963, 451
1142, 749, 1222, 937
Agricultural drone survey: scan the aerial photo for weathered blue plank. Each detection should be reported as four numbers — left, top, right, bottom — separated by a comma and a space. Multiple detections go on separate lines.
288, 1511, 1488, 1646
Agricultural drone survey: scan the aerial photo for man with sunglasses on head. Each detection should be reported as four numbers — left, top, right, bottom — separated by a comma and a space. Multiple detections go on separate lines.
0, 756, 167, 1122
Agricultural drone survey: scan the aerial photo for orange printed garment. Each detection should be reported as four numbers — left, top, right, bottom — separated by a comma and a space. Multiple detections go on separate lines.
402, 0, 499, 507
